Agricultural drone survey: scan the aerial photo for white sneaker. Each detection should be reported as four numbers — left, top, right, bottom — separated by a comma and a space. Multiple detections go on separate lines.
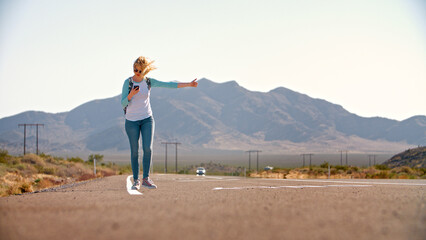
142, 177, 157, 189
131, 179, 141, 190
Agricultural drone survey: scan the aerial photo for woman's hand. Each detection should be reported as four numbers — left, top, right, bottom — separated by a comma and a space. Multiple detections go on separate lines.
128, 86, 140, 101
190, 78, 198, 87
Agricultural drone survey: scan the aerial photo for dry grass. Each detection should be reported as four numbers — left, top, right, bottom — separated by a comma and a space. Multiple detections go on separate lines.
0, 150, 130, 197
250, 165, 426, 179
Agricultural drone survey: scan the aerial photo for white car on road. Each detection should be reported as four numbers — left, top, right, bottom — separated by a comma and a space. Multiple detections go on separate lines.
196, 167, 206, 176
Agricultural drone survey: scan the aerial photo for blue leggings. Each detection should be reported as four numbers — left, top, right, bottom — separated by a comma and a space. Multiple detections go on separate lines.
125, 117, 154, 180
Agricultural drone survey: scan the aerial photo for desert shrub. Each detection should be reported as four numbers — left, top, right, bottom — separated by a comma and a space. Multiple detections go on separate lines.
118, 165, 132, 175
312, 168, 326, 175
397, 173, 408, 179
10, 158, 21, 165
38, 166, 55, 175
375, 164, 389, 170
7, 181, 33, 195
391, 166, 415, 175
87, 154, 104, 163
67, 157, 84, 163
373, 171, 389, 179
334, 165, 348, 171
20, 165, 38, 177
320, 162, 329, 168
15, 164, 25, 171
0, 184, 9, 197
388, 172, 397, 179
19, 182, 33, 193
45, 167, 55, 175
22, 154, 45, 166
34, 165, 44, 173
34, 178, 58, 189
6, 184, 21, 195
57, 164, 83, 178
38, 153, 49, 158
44, 156, 60, 164
0, 149, 8, 164
273, 168, 290, 174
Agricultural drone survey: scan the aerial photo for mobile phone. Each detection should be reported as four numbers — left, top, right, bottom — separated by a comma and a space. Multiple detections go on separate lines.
133, 85, 139, 90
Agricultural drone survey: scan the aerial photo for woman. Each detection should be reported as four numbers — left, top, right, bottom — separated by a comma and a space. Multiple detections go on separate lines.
121, 56, 198, 190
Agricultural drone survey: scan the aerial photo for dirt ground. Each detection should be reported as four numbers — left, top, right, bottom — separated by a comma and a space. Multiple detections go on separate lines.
0, 174, 425, 240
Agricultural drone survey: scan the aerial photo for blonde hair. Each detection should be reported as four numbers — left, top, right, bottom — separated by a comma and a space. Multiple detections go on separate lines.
133, 56, 156, 76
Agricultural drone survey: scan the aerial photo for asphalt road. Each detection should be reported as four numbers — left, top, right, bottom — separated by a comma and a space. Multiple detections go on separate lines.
0, 174, 425, 240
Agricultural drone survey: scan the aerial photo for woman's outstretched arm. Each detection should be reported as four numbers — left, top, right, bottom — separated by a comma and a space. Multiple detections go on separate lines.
150, 78, 198, 88
178, 78, 198, 88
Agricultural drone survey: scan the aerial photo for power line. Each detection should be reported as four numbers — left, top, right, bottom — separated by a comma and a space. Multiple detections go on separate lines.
161, 142, 181, 173
18, 124, 44, 155
339, 150, 349, 166
368, 155, 377, 167
246, 150, 262, 171
300, 153, 314, 168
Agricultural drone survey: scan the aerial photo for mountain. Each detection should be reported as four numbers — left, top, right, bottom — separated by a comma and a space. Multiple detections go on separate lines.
382, 147, 426, 168
0, 78, 424, 155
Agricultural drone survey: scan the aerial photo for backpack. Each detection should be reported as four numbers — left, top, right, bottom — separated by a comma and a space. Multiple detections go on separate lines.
123, 77, 151, 114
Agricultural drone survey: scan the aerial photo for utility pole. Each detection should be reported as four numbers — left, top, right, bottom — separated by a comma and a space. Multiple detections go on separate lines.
246, 150, 261, 171
301, 154, 314, 168
18, 123, 44, 155
345, 150, 348, 166
339, 150, 348, 166
165, 143, 168, 173
161, 142, 181, 173
368, 155, 377, 167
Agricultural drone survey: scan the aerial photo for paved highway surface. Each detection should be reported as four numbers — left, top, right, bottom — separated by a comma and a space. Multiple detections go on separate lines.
1, 174, 425, 240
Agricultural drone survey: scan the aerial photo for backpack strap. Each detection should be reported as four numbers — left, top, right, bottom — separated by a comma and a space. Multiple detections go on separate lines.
124, 77, 133, 114
128, 77, 134, 94
146, 77, 151, 90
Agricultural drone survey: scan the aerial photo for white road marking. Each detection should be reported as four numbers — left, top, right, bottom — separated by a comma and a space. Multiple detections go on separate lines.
174, 176, 240, 182
212, 185, 373, 191
178, 179, 240, 182
127, 175, 143, 195
204, 176, 226, 179
261, 179, 426, 186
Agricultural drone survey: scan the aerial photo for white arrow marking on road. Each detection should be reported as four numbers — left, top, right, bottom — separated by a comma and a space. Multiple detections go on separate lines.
127, 175, 143, 195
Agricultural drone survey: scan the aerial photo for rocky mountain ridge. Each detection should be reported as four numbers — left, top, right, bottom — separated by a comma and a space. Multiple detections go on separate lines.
0, 78, 424, 155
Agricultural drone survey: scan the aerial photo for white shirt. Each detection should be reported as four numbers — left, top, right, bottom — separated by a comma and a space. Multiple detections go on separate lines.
125, 79, 152, 121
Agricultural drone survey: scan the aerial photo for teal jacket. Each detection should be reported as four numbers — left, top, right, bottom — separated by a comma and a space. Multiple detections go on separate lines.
121, 77, 178, 109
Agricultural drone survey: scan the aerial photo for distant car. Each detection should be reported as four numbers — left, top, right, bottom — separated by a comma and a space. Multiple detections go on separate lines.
196, 167, 206, 176
264, 166, 274, 171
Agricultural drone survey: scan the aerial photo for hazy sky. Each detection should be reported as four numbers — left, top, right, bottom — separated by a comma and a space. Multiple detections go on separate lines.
1, 0, 425, 121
